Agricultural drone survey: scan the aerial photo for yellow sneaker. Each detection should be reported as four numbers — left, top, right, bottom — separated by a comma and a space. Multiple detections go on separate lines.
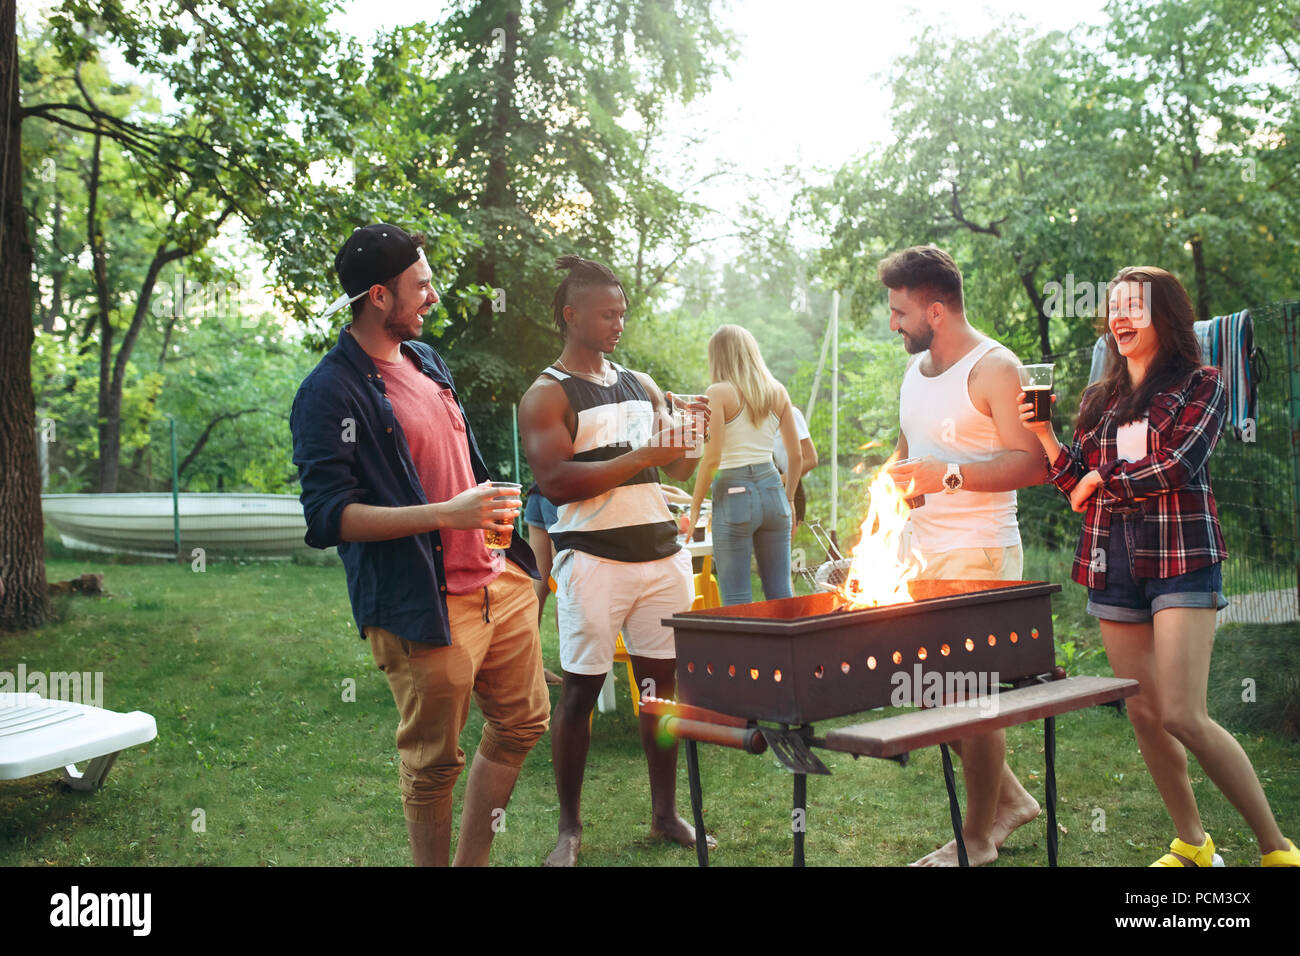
1261, 838, 1299, 867
1150, 834, 1225, 867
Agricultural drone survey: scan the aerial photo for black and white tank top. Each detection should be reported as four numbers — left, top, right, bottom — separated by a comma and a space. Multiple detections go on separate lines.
542, 363, 680, 563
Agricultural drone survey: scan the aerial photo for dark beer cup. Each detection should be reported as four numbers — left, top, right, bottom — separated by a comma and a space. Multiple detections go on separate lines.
1017, 364, 1055, 424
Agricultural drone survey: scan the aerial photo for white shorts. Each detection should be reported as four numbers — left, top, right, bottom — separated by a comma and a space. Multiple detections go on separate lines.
553, 547, 693, 676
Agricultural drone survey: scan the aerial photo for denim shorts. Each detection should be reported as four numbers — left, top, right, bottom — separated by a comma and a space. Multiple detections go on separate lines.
1086, 510, 1228, 623
523, 484, 559, 530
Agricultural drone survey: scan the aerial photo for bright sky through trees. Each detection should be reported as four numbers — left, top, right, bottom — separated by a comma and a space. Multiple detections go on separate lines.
337, 0, 1109, 237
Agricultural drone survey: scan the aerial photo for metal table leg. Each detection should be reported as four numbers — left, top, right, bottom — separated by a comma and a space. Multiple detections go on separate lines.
685, 739, 709, 868
939, 742, 969, 867
1045, 716, 1058, 867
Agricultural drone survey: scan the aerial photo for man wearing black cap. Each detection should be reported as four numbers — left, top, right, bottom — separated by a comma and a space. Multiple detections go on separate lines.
290, 223, 550, 866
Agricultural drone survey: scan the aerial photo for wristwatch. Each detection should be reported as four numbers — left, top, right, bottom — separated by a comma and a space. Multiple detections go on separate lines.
943, 463, 964, 494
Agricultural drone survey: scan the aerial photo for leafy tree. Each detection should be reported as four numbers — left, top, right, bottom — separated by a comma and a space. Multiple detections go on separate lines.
807, 22, 1113, 361
150, 311, 318, 493
1096, 0, 1300, 319
31, 329, 162, 493
807, 0, 1298, 362
24, 4, 361, 491
5, 0, 387, 627
418, 0, 736, 470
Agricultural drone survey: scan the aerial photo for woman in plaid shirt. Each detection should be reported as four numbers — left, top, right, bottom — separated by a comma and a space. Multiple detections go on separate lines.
1020, 266, 1296, 868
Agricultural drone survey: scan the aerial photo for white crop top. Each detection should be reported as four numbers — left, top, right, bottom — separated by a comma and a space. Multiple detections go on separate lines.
719, 405, 780, 470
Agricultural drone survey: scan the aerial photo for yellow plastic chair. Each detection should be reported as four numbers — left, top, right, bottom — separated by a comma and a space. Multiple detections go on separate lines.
549, 576, 640, 717
691, 554, 721, 611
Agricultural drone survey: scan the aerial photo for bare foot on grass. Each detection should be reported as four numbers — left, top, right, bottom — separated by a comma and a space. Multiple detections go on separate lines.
544, 827, 582, 867
910, 835, 998, 867
650, 814, 717, 850
991, 793, 1041, 847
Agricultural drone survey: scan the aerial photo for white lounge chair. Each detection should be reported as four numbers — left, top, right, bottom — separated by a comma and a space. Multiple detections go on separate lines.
0, 693, 157, 791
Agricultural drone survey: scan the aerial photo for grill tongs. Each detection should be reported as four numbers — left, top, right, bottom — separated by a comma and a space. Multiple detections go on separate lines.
804, 521, 851, 594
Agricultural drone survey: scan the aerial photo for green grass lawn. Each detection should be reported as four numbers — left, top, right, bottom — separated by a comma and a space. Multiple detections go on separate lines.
2, 549, 1296, 867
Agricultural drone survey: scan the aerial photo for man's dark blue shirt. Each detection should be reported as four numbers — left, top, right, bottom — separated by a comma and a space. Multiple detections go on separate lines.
289, 326, 538, 646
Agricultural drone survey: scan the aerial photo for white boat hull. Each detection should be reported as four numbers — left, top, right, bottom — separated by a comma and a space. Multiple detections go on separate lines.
41, 493, 314, 559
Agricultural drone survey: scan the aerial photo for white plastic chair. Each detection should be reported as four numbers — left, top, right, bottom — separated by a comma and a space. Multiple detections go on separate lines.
0, 693, 157, 791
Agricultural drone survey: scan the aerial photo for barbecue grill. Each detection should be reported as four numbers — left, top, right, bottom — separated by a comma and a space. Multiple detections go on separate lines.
651, 578, 1139, 866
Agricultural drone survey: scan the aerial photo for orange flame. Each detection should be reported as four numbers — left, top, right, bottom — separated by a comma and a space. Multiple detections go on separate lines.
839, 469, 926, 609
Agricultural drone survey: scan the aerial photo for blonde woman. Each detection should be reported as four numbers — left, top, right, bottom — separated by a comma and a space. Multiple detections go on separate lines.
689, 325, 802, 605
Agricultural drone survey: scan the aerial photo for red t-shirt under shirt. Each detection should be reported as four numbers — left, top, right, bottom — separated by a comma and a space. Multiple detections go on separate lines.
371, 349, 502, 595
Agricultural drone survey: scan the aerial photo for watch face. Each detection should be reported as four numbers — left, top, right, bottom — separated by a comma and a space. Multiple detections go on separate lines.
945, 472, 961, 490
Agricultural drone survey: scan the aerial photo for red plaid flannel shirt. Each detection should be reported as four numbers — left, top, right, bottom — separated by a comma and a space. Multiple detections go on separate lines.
1046, 365, 1228, 589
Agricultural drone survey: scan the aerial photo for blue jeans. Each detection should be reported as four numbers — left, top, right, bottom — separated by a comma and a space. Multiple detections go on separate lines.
711, 462, 793, 606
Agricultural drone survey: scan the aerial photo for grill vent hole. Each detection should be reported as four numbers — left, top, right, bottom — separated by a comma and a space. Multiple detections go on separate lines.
988, 634, 997, 647
728, 665, 736, 677
940, 644, 951, 656
1010, 631, 1019, 643
687, 662, 695, 673
917, 647, 927, 661
706, 663, 714, 675
1031, 627, 1040, 639
749, 668, 759, 681
841, 661, 850, 674
773, 669, 783, 683
964, 638, 974, 652
814, 665, 825, 679
867, 656, 877, 670
891, 651, 902, 665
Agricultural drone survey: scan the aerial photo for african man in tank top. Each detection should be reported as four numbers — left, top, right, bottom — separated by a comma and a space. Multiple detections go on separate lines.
519, 256, 714, 867
879, 247, 1049, 866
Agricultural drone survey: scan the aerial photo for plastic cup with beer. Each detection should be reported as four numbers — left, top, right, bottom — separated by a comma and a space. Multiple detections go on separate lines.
669, 392, 706, 454
483, 481, 521, 550
889, 457, 926, 510
1017, 364, 1055, 423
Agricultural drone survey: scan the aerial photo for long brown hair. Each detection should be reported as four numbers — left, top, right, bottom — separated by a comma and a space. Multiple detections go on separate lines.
1076, 266, 1203, 435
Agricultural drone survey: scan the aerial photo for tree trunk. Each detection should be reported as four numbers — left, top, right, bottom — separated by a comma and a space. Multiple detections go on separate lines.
85, 130, 197, 491
0, 0, 50, 629
1190, 235, 1210, 323
86, 129, 122, 492
1018, 270, 1052, 359
473, 4, 518, 323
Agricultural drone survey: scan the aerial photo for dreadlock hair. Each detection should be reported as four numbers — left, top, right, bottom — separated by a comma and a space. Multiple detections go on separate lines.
551, 255, 628, 339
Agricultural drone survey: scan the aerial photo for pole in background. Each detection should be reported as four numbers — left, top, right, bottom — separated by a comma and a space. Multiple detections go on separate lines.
830, 290, 840, 549
1286, 303, 1300, 612
805, 304, 834, 423
169, 416, 181, 561
512, 402, 522, 536
36, 414, 49, 491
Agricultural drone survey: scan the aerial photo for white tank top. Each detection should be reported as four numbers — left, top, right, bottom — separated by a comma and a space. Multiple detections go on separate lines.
719, 403, 780, 470
898, 338, 1021, 552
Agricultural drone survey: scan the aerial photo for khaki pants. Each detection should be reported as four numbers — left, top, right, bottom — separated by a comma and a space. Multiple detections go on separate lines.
916, 544, 1024, 582
366, 561, 550, 824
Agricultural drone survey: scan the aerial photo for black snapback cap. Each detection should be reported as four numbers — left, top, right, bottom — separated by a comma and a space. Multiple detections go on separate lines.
334, 223, 421, 299
321, 223, 426, 320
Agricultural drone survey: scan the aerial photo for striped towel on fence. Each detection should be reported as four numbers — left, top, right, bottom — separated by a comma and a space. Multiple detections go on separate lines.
1194, 312, 1256, 439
